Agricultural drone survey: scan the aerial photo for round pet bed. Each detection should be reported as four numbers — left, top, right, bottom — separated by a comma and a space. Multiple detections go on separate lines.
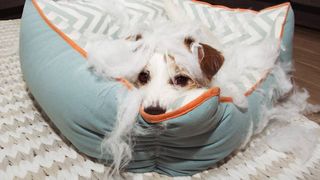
20, 0, 295, 176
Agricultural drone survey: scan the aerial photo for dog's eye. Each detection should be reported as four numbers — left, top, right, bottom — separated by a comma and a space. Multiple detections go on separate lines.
138, 71, 150, 85
174, 75, 190, 87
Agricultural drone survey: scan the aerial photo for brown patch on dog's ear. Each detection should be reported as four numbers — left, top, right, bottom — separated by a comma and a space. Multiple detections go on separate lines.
126, 34, 143, 52
198, 43, 224, 80
184, 37, 195, 52
126, 34, 142, 41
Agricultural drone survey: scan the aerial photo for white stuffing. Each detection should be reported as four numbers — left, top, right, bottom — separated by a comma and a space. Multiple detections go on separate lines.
263, 89, 320, 162
248, 59, 320, 162
101, 88, 143, 177
267, 119, 320, 163
212, 38, 280, 108
87, 38, 148, 81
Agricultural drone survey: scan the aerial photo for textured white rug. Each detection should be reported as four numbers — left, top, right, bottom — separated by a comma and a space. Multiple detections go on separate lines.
1, 19, 320, 180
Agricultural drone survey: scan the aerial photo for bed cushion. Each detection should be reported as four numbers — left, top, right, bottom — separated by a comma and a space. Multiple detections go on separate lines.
20, 0, 294, 176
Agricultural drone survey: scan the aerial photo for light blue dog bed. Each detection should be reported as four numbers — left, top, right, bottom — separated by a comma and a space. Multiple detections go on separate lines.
20, 0, 294, 176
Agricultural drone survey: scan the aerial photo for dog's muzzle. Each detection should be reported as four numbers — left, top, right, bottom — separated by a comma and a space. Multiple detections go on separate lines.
144, 106, 166, 115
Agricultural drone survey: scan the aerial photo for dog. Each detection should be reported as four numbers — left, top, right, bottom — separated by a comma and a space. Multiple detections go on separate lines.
129, 34, 224, 115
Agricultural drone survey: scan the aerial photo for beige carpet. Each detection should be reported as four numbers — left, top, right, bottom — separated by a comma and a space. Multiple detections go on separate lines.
1, 19, 320, 180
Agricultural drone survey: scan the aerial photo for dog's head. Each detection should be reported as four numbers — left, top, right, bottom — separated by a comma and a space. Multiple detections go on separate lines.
128, 34, 224, 115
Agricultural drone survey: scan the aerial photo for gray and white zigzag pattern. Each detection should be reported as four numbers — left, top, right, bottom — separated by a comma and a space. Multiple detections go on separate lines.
173, 0, 287, 45
37, 0, 287, 49
37, 0, 167, 48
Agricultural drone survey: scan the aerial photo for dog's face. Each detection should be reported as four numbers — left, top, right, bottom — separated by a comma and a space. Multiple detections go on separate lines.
129, 35, 224, 115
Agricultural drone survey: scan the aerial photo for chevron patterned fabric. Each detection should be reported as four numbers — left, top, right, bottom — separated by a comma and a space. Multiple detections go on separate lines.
37, 0, 288, 48
34, 0, 289, 95
36, 0, 167, 48
174, 0, 288, 46
1, 19, 320, 179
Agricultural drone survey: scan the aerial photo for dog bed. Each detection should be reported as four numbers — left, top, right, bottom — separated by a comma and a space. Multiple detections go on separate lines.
4, 19, 320, 179
20, 0, 294, 176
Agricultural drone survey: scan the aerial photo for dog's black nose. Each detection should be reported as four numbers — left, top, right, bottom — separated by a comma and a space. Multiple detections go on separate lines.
144, 106, 166, 115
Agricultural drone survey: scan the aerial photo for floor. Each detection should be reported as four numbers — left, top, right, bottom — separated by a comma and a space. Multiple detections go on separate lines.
293, 26, 320, 123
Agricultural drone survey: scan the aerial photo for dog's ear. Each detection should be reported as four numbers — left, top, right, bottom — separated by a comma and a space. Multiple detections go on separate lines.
184, 37, 224, 80
197, 43, 224, 80
125, 34, 142, 41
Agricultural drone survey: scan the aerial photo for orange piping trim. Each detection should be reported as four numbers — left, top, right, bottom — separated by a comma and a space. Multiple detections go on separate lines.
239, 3, 289, 97
191, 1, 290, 41
115, 78, 134, 90
279, 4, 291, 39
192, 1, 290, 14
32, 0, 88, 58
140, 87, 220, 123
244, 70, 270, 97
219, 96, 233, 103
